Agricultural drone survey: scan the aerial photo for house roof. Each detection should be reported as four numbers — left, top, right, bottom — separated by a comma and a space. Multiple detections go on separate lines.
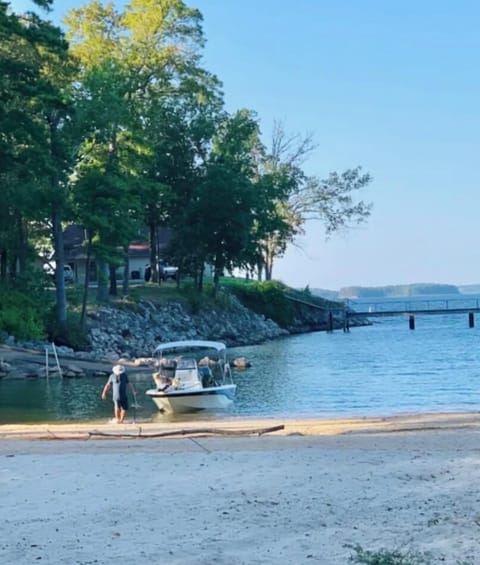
63, 225, 172, 261
128, 242, 150, 257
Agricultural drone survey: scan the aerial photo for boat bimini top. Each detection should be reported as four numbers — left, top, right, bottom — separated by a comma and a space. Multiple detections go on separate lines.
152, 340, 227, 355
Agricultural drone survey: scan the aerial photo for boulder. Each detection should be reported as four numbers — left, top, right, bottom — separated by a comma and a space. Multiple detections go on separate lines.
231, 357, 252, 369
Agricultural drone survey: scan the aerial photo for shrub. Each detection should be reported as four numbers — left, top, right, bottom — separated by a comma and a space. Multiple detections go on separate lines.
46, 312, 91, 351
225, 279, 294, 327
349, 545, 438, 565
0, 284, 51, 340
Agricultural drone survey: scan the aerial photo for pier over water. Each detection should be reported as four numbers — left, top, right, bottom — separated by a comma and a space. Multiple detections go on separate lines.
344, 297, 480, 330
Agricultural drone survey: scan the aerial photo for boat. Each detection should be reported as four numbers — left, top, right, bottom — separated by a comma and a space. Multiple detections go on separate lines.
145, 340, 237, 413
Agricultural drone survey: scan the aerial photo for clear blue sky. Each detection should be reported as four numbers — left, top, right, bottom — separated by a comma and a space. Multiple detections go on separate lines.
11, 0, 480, 290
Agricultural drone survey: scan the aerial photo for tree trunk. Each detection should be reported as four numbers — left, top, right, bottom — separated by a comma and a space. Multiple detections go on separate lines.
96, 261, 109, 302
80, 232, 93, 329
264, 261, 273, 281
52, 211, 67, 324
264, 246, 273, 281
16, 212, 28, 274
122, 249, 129, 295
198, 262, 205, 292
213, 256, 223, 297
8, 252, 17, 282
149, 222, 159, 283
256, 261, 264, 281
109, 264, 117, 296
0, 249, 6, 284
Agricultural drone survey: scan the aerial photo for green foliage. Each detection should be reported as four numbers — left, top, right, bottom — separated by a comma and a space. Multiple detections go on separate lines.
111, 292, 143, 314
0, 284, 51, 340
2, 0, 374, 320
65, 285, 83, 307
349, 545, 438, 565
46, 312, 90, 351
182, 284, 205, 314
224, 279, 294, 327
177, 282, 231, 314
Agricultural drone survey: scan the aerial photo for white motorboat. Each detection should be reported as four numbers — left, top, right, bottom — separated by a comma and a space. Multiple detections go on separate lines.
145, 340, 237, 413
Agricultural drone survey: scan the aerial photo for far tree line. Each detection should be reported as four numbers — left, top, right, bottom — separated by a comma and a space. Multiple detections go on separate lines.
0, 0, 373, 332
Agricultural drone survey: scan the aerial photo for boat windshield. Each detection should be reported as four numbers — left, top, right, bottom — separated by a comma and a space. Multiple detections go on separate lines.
175, 357, 197, 370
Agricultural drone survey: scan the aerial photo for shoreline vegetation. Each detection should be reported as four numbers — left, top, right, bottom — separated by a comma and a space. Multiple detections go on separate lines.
0, 279, 368, 379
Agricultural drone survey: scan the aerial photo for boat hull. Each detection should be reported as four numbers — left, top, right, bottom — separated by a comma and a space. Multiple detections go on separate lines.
146, 384, 237, 413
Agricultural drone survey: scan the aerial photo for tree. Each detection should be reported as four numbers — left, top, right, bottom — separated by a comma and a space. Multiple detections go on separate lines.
1, 1, 77, 328
0, 2, 51, 281
186, 109, 262, 294
255, 121, 373, 280
65, 0, 222, 294
292, 167, 373, 234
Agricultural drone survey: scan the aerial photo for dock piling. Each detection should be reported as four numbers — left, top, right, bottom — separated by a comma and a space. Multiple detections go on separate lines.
469, 312, 475, 328
409, 315, 415, 330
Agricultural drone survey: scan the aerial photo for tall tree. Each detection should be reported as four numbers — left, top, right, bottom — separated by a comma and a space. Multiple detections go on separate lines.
2, 1, 77, 328
255, 121, 373, 280
186, 109, 262, 294
65, 0, 222, 294
0, 2, 49, 281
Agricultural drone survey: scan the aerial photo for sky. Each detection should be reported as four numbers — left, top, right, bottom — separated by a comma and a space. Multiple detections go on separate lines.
10, 0, 480, 290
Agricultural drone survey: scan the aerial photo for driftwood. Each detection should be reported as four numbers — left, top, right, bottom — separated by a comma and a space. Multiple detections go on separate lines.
88, 424, 285, 439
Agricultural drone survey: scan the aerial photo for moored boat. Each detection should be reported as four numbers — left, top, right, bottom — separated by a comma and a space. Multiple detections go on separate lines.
145, 340, 236, 413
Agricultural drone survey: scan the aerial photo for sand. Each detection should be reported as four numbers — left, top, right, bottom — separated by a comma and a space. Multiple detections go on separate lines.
2, 413, 480, 564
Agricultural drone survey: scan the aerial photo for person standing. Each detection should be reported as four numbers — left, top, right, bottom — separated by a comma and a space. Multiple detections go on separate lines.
101, 364, 136, 423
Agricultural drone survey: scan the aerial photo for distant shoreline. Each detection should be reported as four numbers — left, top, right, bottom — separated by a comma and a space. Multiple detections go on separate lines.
313, 282, 480, 300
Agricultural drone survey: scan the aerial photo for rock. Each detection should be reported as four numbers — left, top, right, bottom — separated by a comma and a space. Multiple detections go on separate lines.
65, 364, 83, 374
0, 360, 11, 372
3, 292, 342, 379
83, 296, 288, 360
4, 335, 15, 346
231, 357, 252, 369
133, 357, 154, 367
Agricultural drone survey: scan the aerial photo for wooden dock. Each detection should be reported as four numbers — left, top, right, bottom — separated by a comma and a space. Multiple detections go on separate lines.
345, 297, 480, 316
285, 295, 480, 331
343, 297, 480, 330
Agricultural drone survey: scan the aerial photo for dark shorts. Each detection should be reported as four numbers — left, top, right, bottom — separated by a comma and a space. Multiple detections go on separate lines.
114, 398, 129, 410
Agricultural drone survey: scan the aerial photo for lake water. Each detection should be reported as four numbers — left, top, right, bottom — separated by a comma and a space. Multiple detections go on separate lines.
2, 295, 480, 424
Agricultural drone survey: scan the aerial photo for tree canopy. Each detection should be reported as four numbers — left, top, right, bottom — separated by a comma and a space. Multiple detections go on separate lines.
1, 0, 373, 336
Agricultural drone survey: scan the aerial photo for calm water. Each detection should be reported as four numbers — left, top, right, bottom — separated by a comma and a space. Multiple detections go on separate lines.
2, 296, 480, 423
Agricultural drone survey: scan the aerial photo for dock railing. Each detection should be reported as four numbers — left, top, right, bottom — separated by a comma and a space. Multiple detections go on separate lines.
345, 297, 480, 317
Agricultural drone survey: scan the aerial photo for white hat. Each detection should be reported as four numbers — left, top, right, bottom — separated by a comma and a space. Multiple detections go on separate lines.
112, 364, 125, 376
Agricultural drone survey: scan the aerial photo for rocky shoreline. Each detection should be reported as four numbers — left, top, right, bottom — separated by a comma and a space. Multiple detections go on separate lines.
0, 295, 350, 379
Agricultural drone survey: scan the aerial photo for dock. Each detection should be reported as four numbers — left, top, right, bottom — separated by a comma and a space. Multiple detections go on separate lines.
344, 297, 480, 330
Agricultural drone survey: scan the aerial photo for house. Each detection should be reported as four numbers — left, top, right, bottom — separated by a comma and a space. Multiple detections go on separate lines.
63, 225, 172, 283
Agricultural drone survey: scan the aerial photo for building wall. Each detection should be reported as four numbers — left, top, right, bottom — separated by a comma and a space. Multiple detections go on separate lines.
69, 255, 150, 284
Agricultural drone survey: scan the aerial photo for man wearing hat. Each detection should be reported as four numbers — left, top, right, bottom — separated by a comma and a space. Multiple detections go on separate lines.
101, 364, 136, 423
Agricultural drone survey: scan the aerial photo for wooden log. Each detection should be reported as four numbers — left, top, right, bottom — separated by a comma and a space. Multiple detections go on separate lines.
88, 424, 285, 439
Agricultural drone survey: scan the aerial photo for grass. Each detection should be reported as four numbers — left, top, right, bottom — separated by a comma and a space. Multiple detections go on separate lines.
349, 545, 473, 565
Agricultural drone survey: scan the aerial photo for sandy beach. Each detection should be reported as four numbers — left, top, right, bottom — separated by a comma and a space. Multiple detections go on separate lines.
2, 413, 480, 564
